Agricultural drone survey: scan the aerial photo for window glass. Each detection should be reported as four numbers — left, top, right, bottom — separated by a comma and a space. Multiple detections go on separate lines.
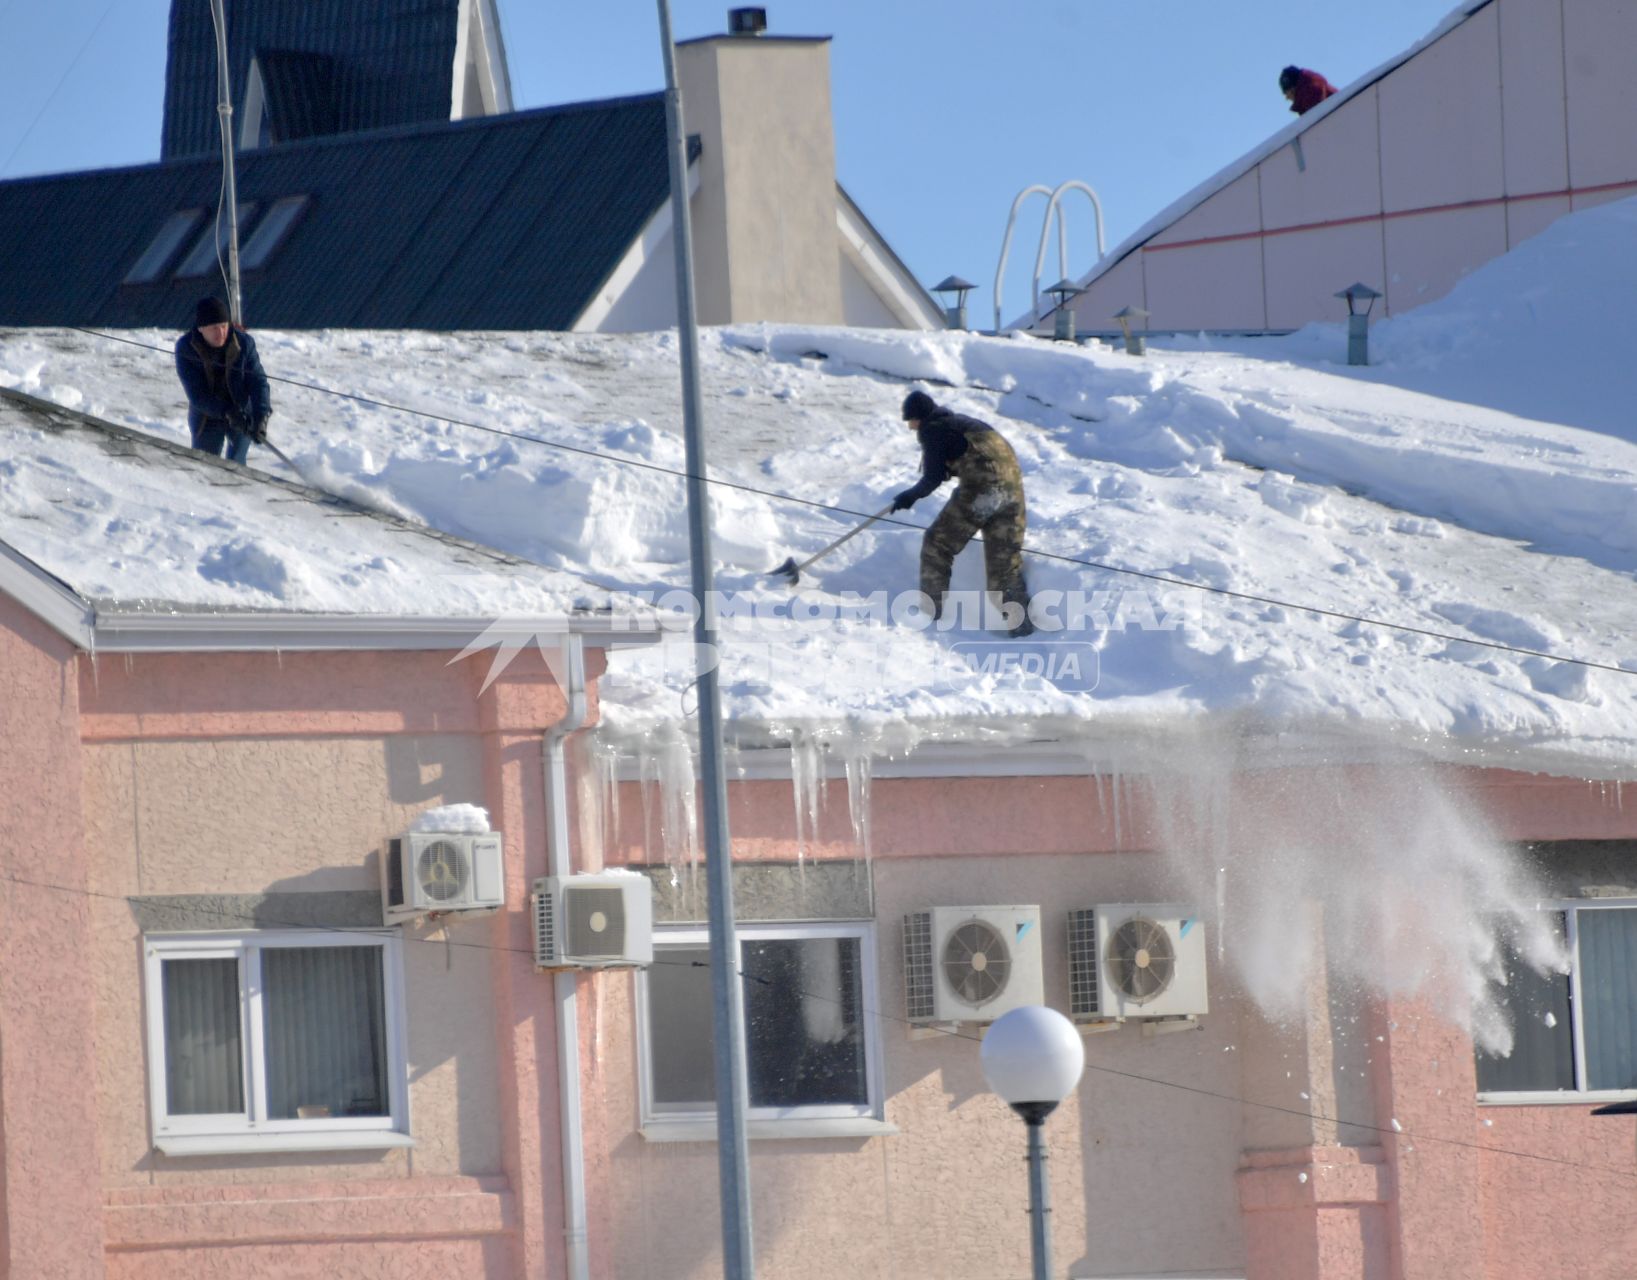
645, 929, 876, 1120
175, 203, 261, 279
744, 936, 867, 1108
262, 946, 389, 1120
161, 957, 244, 1115
648, 945, 715, 1107
124, 209, 205, 285
1475, 913, 1573, 1093
1579, 909, 1637, 1091
240, 196, 310, 271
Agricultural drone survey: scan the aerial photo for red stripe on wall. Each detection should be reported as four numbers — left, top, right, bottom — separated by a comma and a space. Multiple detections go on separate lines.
1144, 179, 1637, 254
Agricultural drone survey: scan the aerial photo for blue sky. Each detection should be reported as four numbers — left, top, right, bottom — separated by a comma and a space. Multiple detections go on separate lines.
2, 0, 1454, 325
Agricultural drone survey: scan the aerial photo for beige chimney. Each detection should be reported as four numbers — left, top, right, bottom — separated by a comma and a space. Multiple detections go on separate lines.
675, 20, 844, 325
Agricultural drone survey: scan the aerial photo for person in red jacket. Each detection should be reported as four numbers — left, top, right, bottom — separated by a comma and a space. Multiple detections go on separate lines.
1279, 65, 1337, 115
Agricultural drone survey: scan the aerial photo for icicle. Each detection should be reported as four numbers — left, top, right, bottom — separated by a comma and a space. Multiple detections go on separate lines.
843, 748, 874, 857
1215, 865, 1228, 964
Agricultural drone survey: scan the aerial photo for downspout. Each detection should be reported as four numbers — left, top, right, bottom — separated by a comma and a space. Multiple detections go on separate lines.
543, 633, 590, 1280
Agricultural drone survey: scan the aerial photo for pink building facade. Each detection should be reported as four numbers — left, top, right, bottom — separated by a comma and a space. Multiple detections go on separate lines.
1063, 0, 1637, 333
3, 568, 1636, 1278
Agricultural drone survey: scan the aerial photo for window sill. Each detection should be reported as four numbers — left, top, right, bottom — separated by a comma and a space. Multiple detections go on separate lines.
1477, 1090, 1637, 1107
155, 1131, 415, 1157
640, 1118, 898, 1144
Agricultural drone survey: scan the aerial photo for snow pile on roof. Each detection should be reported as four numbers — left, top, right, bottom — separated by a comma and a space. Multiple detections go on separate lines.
1259, 195, 1637, 443
2, 190, 1635, 777
0, 387, 632, 621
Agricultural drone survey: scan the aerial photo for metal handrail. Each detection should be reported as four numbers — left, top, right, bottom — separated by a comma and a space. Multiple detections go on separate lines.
993, 185, 1063, 334
1031, 180, 1105, 323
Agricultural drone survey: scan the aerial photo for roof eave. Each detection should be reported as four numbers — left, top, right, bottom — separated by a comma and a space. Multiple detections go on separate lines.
87, 610, 668, 654
0, 538, 95, 649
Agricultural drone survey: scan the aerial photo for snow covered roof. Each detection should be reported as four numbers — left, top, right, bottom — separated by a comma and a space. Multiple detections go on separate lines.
4, 188, 1636, 779
1050, 0, 1495, 315
0, 384, 656, 652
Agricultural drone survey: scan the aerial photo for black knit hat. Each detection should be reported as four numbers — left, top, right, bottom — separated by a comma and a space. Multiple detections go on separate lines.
194, 296, 230, 328
902, 390, 937, 422
1279, 66, 1301, 92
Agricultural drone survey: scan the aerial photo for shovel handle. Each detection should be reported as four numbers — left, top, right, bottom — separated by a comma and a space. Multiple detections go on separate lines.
791, 504, 895, 576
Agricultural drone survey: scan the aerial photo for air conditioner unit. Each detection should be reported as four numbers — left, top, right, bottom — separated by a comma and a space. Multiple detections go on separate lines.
382, 831, 505, 921
533, 873, 654, 969
903, 905, 1044, 1024
1068, 904, 1208, 1021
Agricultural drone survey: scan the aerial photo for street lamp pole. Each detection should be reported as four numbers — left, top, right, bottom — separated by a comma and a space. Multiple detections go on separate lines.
981, 1006, 1086, 1280
654, 3, 756, 1277
1024, 1105, 1053, 1280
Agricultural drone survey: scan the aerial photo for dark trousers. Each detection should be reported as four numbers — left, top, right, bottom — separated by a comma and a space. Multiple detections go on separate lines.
192, 419, 252, 464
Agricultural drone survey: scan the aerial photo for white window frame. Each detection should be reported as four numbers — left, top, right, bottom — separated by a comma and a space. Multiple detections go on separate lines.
636, 921, 893, 1142
143, 930, 412, 1155
1478, 899, 1637, 1106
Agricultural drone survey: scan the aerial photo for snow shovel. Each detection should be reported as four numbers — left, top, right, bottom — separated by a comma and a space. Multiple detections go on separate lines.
769, 504, 894, 587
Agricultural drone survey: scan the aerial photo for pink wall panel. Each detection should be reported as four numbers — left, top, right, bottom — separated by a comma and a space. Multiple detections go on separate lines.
1066, 252, 1145, 332
1259, 89, 1384, 231
1563, 0, 1637, 189
1142, 239, 1267, 332
1151, 171, 1261, 247
1505, 193, 1572, 249
1383, 204, 1508, 316
1262, 221, 1386, 330
1499, 0, 1569, 195
0, 598, 106, 1277
1379, 4, 1506, 213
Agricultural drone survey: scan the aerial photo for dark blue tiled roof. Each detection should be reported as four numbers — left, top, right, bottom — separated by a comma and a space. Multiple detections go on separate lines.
0, 95, 688, 331
257, 50, 341, 142
162, 0, 460, 159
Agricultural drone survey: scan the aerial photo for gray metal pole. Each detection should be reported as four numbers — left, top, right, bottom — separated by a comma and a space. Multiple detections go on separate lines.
1347, 313, 1369, 366
654, 4, 756, 1277
209, 0, 243, 324
1026, 1118, 1052, 1280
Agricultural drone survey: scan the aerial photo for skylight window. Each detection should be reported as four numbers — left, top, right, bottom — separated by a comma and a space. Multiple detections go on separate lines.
239, 196, 311, 271
175, 203, 261, 279
123, 209, 205, 285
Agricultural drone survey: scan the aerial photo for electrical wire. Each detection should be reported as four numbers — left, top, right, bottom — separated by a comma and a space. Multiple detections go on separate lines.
58, 325, 1637, 682
0, 0, 123, 177
5, 863, 1636, 1185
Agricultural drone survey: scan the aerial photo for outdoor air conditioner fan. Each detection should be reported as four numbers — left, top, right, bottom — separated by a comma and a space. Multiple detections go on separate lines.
1105, 915, 1176, 1004
903, 905, 1044, 1024
943, 918, 1011, 1005
381, 830, 505, 921
1076, 903, 1209, 1020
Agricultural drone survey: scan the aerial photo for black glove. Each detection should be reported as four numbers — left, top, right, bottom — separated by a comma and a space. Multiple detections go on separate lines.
890, 489, 917, 512
227, 407, 251, 434
251, 412, 271, 444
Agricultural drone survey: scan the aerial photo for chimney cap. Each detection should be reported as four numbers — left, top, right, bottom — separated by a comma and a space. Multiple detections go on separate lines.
729, 7, 768, 35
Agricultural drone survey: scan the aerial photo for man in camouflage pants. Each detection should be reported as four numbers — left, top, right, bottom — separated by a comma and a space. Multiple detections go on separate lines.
891, 390, 1032, 634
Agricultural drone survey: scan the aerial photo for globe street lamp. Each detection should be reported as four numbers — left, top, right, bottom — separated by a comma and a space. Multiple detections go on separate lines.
981, 1006, 1086, 1280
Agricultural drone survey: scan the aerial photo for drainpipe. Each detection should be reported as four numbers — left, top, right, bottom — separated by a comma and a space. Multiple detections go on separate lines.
543, 634, 590, 1280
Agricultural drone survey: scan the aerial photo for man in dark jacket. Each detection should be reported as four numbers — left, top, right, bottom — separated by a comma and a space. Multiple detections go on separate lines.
892, 390, 1032, 634
1280, 65, 1337, 115
174, 296, 272, 463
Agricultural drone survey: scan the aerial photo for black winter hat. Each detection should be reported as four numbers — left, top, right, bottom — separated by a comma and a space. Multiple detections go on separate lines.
1278, 66, 1301, 92
194, 296, 230, 328
902, 390, 937, 422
